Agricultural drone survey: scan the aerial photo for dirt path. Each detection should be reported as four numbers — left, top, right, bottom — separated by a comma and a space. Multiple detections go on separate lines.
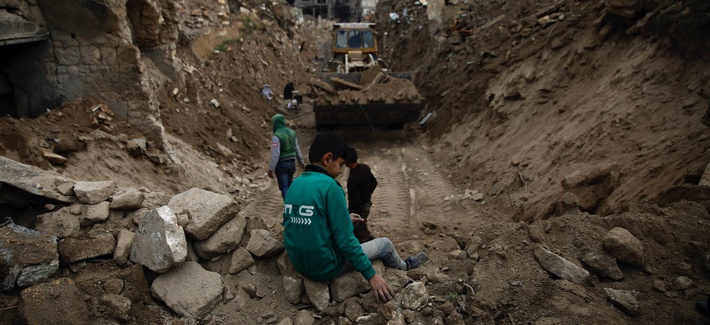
251, 106, 489, 259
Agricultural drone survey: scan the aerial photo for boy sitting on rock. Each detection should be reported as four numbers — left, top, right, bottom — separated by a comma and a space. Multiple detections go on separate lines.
282, 133, 427, 303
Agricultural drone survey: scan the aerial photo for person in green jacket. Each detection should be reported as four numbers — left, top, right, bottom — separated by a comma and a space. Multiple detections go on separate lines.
283, 133, 427, 303
268, 114, 305, 199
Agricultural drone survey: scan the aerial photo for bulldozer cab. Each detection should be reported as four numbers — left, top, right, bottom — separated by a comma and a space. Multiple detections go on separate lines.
325, 23, 379, 73
333, 23, 377, 56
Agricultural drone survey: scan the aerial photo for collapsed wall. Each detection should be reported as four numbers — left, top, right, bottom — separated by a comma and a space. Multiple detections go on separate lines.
0, 0, 185, 151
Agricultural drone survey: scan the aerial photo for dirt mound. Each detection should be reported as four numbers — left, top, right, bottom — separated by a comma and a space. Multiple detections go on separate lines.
313, 71, 423, 106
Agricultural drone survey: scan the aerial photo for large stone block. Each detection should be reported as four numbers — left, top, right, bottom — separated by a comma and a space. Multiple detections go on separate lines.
81, 201, 110, 226
130, 206, 187, 273
151, 261, 223, 319
194, 214, 247, 259
0, 222, 59, 290
58, 232, 116, 264
0, 156, 74, 203
73, 180, 117, 204
19, 278, 90, 325
168, 188, 238, 240
35, 207, 80, 238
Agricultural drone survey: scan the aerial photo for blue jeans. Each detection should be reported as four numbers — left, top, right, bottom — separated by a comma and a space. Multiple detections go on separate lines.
339, 237, 407, 275
275, 159, 296, 199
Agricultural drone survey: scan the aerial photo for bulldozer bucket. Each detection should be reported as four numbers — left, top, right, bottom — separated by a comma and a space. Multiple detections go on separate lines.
314, 102, 424, 128
314, 70, 422, 128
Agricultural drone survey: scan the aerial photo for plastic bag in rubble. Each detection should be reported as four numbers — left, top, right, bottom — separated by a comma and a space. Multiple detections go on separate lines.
389, 12, 399, 22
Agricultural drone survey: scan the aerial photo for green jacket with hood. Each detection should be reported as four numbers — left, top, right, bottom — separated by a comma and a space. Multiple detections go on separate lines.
272, 114, 297, 161
283, 165, 376, 282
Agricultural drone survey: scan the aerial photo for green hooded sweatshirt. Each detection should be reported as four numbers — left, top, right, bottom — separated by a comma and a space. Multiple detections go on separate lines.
283, 165, 376, 282
272, 114, 297, 161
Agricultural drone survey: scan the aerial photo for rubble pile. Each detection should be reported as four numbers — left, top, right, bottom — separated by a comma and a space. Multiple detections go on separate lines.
312, 68, 424, 106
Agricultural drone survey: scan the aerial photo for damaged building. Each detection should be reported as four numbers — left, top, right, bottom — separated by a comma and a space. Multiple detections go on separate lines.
0, 0, 185, 150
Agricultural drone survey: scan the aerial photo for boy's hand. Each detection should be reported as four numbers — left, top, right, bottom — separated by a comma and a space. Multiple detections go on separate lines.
299, 162, 306, 169
368, 274, 394, 303
268, 171, 275, 178
350, 213, 365, 223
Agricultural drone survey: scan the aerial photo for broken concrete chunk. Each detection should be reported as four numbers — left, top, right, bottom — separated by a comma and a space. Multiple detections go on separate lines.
533, 245, 589, 284
228, 247, 255, 275
73, 180, 117, 204
246, 229, 284, 257
19, 278, 90, 325
303, 278, 330, 311
81, 201, 110, 226
110, 189, 145, 210
602, 227, 644, 266
168, 188, 238, 240
330, 261, 385, 302
283, 275, 304, 305
114, 230, 136, 266
130, 206, 187, 273
399, 281, 429, 310
100, 293, 132, 321
58, 232, 116, 264
0, 222, 59, 290
35, 207, 81, 239
151, 261, 224, 319
194, 214, 246, 259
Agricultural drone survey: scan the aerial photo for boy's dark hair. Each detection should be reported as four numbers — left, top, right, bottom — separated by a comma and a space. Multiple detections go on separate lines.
309, 133, 349, 163
345, 147, 358, 164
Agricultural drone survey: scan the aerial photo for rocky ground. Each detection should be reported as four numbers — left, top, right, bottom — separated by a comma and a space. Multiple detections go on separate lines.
2, 0, 710, 324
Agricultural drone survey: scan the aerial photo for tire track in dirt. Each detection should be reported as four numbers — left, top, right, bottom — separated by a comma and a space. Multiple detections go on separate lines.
364, 148, 412, 237
351, 143, 467, 255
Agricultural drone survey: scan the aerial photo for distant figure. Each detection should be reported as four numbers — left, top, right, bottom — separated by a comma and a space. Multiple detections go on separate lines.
287, 99, 300, 112
283, 81, 294, 100
262, 83, 274, 102
345, 147, 377, 243
268, 114, 305, 199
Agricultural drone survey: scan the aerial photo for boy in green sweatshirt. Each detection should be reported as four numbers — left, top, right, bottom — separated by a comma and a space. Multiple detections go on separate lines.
283, 133, 427, 303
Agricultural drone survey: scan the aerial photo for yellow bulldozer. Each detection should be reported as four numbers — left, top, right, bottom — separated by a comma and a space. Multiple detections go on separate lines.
312, 23, 424, 128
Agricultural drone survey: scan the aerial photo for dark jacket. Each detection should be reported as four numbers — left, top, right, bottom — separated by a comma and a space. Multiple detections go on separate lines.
347, 163, 377, 215
283, 165, 376, 281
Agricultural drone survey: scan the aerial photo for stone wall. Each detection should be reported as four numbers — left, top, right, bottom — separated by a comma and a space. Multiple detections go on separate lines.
0, 0, 186, 150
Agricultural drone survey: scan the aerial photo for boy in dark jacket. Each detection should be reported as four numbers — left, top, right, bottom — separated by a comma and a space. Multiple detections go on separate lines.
345, 147, 377, 243
282, 133, 427, 303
